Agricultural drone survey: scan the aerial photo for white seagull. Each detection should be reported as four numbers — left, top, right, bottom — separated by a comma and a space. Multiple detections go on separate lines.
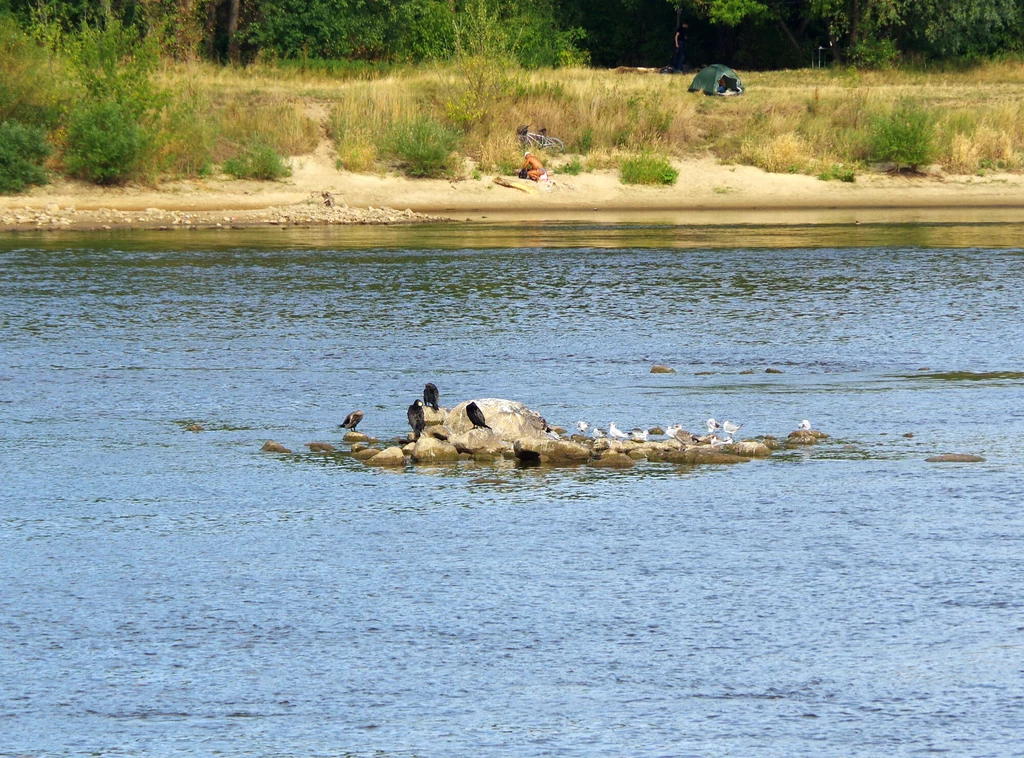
710, 435, 733, 447
576, 421, 590, 434
631, 428, 649, 442
592, 427, 606, 439
608, 422, 629, 440
722, 420, 741, 436
798, 419, 812, 431
706, 418, 721, 434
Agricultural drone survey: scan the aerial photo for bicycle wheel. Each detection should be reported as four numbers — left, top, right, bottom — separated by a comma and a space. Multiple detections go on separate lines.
544, 137, 565, 153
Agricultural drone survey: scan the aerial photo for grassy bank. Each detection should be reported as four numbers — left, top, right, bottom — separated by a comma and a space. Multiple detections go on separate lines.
7, 21, 1024, 191
178, 60, 1024, 179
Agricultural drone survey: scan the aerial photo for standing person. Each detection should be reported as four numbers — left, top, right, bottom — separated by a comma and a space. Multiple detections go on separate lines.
671, 20, 689, 72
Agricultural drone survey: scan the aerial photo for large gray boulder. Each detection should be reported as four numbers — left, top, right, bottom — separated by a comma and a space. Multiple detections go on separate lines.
449, 427, 509, 459
446, 399, 550, 442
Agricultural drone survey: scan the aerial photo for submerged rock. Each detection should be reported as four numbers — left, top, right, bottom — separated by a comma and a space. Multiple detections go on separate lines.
925, 453, 985, 463
352, 447, 381, 461
306, 441, 335, 453
650, 364, 676, 374
261, 440, 291, 453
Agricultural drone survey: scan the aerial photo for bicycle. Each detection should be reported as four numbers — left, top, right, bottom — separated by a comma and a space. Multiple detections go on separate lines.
516, 125, 565, 153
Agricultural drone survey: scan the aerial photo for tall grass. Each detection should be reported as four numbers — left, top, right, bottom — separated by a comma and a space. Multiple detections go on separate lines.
13, 28, 1024, 189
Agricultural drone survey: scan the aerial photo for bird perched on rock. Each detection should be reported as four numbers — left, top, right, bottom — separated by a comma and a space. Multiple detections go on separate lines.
706, 418, 721, 434
466, 401, 491, 430
798, 419, 812, 431
340, 410, 365, 430
576, 421, 590, 434
423, 382, 440, 411
592, 427, 606, 439
631, 428, 649, 442
722, 420, 741, 436
407, 400, 425, 439
665, 425, 698, 445
608, 422, 629, 440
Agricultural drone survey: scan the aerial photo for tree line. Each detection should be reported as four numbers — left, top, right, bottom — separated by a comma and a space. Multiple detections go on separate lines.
2, 0, 1023, 69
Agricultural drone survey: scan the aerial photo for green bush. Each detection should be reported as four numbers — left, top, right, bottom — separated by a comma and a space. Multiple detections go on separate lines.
383, 116, 462, 178
870, 103, 934, 171
64, 100, 150, 185
0, 120, 50, 193
817, 163, 857, 182
620, 154, 678, 185
560, 156, 584, 175
0, 17, 66, 129
222, 142, 292, 180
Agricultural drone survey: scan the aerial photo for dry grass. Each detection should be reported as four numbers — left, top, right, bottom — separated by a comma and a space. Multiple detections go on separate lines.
153, 59, 1024, 178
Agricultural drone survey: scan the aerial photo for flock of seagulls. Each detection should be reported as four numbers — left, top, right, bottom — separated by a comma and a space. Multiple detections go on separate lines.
575, 417, 811, 446
341, 388, 814, 446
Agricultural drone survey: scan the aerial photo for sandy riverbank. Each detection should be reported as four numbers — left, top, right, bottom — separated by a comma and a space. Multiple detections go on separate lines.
4, 151, 1024, 232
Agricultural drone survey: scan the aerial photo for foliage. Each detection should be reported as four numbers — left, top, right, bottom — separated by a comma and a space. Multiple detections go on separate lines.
869, 102, 934, 170
64, 99, 151, 184
620, 153, 678, 185
849, 38, 899, 68
0, 16, 65, 128
222, 141, 292, 179
382, 115, 462, 178
817, 163, 856, 182
240, 0, 378, 60
560, 155, 584, 175
444, 0, 523, 127
155, 80, 216, 177
70, 19, 163, 119
0, 119, 50, 192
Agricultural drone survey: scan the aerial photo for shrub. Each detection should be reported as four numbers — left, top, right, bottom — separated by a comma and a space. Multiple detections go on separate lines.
222, 142, 292, 180
0, 120, 50, 193
817, 163, 856, 182
870, 103, 934, 171
64, 100, 151, 185
620, 154, 678, 185
560, 156, 584, 175
383, 116, 462, 178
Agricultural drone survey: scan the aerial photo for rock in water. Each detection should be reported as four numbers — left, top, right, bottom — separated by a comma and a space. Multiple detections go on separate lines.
412, 436, 461, 463
306, 442, 335, 453
446, 399, 550, 442
261, 440, 291, 453
925, 454, 985, 463
364, 446, 407, 466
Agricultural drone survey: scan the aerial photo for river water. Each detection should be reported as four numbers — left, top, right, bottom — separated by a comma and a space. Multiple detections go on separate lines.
1, 222, 1023, 757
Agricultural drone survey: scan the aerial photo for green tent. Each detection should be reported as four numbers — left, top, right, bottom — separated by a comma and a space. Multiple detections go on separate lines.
688, 64, 744, 96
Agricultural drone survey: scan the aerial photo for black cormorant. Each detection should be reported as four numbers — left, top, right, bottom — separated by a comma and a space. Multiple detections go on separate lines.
423, 382, 439, 411
340, 410, 364, 430
407, 399, 426, 439
466, 401, 491, 430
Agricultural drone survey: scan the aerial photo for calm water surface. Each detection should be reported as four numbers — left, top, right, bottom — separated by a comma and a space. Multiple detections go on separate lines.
1, 223, 1023, 757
